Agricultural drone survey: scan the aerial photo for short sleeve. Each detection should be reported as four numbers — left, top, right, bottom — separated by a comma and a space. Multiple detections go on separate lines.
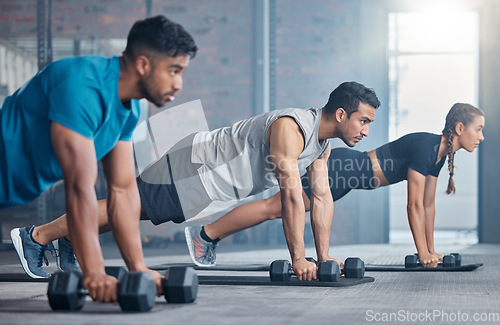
119, 100, 141, 141
47, 81, 102, 139
408, 141, 434, 177
429, 156, 446, 177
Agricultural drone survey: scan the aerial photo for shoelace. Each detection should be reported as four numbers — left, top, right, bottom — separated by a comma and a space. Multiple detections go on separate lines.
48, 240, 77, 264
64, 241, 77, 264
204, 243, 217, 263
37, 246, 52, 267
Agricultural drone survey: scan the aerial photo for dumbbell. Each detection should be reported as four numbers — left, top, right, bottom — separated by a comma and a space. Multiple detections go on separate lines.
303, 257, 365, 278
450, 253, 462, 266
105, 266, 198, 303
47, 271, 156, 312
162, 267, 198, 303
411, 253, 462, 267
413, 252, 462, 265
405, 254, 457, 268
105, 266, 127, 280
269, 257, 365, 282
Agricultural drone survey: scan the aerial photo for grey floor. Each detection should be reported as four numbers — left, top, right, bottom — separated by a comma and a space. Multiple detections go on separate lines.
0, 240, 499, 325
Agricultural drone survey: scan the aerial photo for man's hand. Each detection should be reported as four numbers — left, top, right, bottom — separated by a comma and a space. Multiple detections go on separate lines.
83, 272, 119, 303
292, 258, 317, 281
321, 257, 344, 269
146, 269, 165, 297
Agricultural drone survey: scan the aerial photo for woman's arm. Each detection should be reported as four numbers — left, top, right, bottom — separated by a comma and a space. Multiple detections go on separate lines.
407, 169, 438, 267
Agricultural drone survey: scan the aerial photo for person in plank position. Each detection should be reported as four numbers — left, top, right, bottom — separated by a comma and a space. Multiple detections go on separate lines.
192, 103, 484, 268
15, 81, 380, 281
6, 16, 197, 301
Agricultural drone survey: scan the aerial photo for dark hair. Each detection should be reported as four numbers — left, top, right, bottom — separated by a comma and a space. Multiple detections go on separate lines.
124, 15, 197, 59
442, 103, 484, 195
324, 81, 380, 117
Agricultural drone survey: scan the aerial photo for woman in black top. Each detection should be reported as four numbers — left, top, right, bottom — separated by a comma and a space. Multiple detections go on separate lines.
195, 103, 485, 268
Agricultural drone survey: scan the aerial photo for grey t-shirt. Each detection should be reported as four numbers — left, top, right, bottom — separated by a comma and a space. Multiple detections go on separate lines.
141, 107, 329, 219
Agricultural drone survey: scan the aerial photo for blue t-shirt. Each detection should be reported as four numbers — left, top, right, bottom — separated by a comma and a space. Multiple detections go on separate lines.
0, 55, 140, 208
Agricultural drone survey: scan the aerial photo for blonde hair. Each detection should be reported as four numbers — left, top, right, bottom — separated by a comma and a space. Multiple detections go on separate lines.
442, 103, 484, 194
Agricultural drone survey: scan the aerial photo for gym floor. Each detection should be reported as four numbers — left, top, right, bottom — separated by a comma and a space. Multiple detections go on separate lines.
0, 241, 499, 325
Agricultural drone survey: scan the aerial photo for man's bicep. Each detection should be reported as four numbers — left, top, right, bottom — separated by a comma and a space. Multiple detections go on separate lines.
101, 140, 137, 189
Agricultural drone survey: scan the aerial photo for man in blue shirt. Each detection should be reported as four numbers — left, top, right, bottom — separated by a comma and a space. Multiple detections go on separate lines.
2, 15, 197, 302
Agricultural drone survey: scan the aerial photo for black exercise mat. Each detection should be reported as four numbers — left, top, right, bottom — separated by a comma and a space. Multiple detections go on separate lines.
198, 275, 374, 287
149, 262, 269, 272
364, 263, 483, 272
150, 261, 483, 273
0, 273, 48, 282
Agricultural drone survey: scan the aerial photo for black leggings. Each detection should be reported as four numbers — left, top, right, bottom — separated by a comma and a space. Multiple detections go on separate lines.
302, 147, 377, 201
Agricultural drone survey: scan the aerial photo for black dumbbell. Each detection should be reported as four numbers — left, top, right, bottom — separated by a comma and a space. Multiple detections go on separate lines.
269, 259, 339, 282
311, 257, 365, 279
105, 266, 198, 303
305, 257, 317, 264
405, 254, 456, 268
344, 257, 365, 278
105, 266, 127, 280
47, 271, 156, 312
269, 257, 365, 282
450, 253, 462, 266
162, 267, 198, 303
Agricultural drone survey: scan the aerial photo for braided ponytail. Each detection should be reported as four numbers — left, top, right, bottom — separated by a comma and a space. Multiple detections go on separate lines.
445, 129, 456, 194
442, 103, 484, 195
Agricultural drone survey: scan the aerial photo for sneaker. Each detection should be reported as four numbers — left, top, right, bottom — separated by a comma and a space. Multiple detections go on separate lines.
53, 237, 81, 272
185, 225, 217, 267
10, 226, 51, 278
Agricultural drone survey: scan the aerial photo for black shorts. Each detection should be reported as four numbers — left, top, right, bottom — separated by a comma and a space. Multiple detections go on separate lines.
136, 154, 186, 225
302, 147, 376, 201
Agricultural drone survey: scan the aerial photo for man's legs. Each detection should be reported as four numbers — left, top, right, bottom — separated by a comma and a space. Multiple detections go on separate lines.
185, 190, 311, 266
32, 199, 111, 245
11, 199, 151, 278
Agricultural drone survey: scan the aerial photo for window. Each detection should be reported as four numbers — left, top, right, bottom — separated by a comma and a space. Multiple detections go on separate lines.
388, 11, 479, 242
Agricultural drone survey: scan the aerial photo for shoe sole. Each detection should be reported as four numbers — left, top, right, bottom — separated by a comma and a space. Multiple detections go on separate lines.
10, 228, 48, 279
184, 227, 216, 268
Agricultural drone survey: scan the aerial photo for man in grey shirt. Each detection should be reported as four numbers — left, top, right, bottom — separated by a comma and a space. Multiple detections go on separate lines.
16, 81, 379, 281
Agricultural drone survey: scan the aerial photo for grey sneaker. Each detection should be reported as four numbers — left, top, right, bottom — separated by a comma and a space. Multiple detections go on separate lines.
185, 225, 217, 267
10, 226, 51, 278
53, 237, 81, 272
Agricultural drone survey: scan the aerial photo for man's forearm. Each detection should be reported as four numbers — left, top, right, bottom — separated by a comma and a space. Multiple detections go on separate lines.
310, 197, 333, 261
107, 187, 146, 271
281, 194, 306, 262
65, 187, 105, 276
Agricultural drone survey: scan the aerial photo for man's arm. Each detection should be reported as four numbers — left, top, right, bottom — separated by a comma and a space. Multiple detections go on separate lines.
306, 145, 335, 264
100, 140, 164, 294
268, 117, 316, 281
407, 169, 438, 267
51, 122, 117, 302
